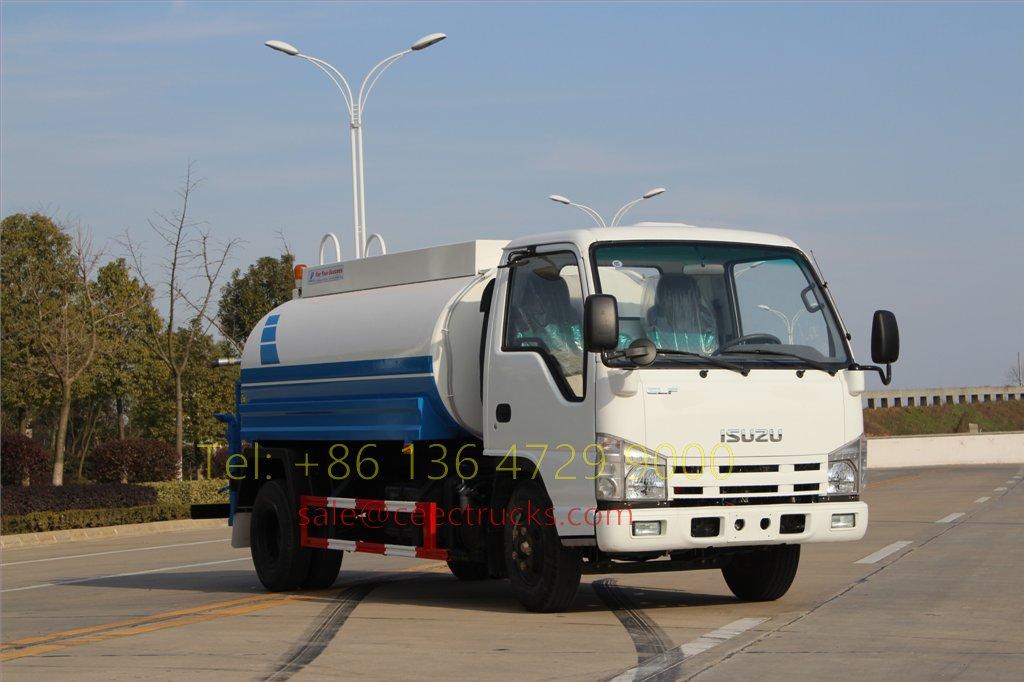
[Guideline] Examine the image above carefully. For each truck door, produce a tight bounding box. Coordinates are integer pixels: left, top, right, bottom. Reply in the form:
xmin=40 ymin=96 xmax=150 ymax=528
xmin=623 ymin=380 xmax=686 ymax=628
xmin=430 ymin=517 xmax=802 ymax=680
xmin=484 ymin=245 xmax=596 ymax=534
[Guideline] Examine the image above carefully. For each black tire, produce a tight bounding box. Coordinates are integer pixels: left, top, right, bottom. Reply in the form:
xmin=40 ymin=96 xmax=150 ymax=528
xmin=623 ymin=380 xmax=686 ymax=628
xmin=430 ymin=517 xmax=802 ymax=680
xmin=302 ymin=548 xmax=343 ymax=589
xmin=722 ymin=544 xmax=800 ymax=601
xmin=250 ymin=479 xmax=311 ymax=592
xmin=504 ymin=480 xmax=581 ymax=612
xmin=447 ymin=559 xmax=491 ymax=581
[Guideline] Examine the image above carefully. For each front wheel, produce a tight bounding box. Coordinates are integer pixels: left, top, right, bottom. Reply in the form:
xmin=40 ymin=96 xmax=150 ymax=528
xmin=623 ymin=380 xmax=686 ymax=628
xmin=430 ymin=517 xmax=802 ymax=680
xmin=504 ymin=480 xmax=581 ymax=612
xmin=721 ymin=544 xmax=800 ymax=601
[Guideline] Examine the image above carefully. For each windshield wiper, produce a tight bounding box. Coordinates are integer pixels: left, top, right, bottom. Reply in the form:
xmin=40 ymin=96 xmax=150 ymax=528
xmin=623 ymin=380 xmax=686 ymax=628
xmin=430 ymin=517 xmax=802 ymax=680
xmin=715 ymin=348 xmax=837 ymax=375
xmin=655 ymin=349 xmax=749 ymax=376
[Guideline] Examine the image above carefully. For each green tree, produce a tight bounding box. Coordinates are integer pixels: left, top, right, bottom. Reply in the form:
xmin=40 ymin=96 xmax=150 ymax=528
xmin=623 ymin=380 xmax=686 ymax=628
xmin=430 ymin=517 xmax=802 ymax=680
xmin=218 ymin=253 xmax=295 ymax=347
xmin=0 ymin=214 xmax=120 ymax=484
xmin=92 ymin=259 xmax=163 ymax=440
xmin=0 ymin=213 xmax=65 ymax=435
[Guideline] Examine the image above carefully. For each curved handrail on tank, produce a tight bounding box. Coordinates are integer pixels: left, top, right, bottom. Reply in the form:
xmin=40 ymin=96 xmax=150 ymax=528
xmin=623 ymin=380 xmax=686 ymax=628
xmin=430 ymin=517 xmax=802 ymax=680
xmin=319 ymin=233 xmax=342 ymax=265
xmin=363 ymin=233 xmax=387 ymax=257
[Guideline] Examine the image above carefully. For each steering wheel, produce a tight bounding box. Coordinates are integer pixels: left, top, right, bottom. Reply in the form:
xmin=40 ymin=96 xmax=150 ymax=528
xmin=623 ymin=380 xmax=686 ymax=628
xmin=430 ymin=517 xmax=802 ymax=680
xmin=714 ymin=333 xmax=782 ymax=354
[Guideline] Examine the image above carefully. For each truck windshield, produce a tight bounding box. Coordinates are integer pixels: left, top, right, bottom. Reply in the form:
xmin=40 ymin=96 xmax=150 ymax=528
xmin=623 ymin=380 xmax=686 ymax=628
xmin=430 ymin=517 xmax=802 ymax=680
xmin=591 ymin=242 xmax=851 ymax=368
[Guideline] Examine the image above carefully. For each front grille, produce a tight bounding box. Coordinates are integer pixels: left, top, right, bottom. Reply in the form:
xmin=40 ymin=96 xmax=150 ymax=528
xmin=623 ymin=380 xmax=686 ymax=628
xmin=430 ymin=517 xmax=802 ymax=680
xmin=668 ymin=455 xmax=826 ymax=505
xmin=720 ymin=485 xmax=778 ymax=494
xmin=722 ymin=464 xmax=778 ymax=473
xmin=669 ymin=495 xmax=819 ymax=507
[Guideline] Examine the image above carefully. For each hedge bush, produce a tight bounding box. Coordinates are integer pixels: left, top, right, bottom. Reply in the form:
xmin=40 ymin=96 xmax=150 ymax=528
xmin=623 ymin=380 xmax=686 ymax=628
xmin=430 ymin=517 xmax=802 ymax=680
xmin=1 ymin=432 xmax=51 ymax=486
xmin=2 ymin=503 xmax=190 ymax=535
xmin=144 ymin=479 xmax=228 ymax=506
xmin=0 ymin=483 xmax=158 ymax=516
xmin=90 ymin=438 xmax=178 ymax=483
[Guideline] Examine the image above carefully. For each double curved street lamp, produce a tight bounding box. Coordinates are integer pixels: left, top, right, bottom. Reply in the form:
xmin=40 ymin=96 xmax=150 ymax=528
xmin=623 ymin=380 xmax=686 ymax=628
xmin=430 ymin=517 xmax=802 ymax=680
xmin=265 ymin=33 xmax=446 ymax=259
xmin=548 ymin=187 xmax=666 ymax=227
xmin=758 ymin=304 xmax=805 ymax=344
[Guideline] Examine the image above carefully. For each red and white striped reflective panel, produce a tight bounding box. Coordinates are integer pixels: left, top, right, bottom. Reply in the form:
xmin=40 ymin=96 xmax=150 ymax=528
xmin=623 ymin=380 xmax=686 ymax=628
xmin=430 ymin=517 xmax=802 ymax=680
xmin=298 ymin=495 xmax=447 ymax=561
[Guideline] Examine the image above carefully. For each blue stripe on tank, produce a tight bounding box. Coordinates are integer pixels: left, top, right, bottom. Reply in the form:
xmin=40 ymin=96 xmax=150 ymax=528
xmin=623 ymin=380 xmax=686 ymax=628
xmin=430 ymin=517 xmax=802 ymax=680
xmin=236 ymin=356 xmax=467 ymax=442
xmin=259 ymin=343 xmax=280 ymax=365
xmin=240 ymin=355 xmax=433 ymax=384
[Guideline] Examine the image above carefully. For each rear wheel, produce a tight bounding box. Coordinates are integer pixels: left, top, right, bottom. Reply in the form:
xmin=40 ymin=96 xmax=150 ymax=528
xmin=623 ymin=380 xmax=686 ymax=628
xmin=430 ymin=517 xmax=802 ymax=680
xmin=447 ymin=559 xmax=491 ymax=581
xmin=302 ymin=548 xmax=343 ymax=589
xmin=504 ymin=480 xmax=581 ymax=612
xmin=721 ymin=544 xmax=800 ymax=601
xmin=251 ymin=480 xmax=311 ymax=591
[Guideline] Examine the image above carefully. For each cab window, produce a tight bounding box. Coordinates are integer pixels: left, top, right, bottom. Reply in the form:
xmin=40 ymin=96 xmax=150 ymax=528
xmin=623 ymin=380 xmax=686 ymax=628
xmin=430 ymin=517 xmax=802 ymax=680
xmin=503 ymin=251 xmax=585 ymax=400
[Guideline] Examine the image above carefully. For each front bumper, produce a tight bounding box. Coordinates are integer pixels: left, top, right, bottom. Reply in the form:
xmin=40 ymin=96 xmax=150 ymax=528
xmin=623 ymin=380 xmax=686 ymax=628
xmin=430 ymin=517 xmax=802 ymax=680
xmin=595 ymin=501 xmax=867 ymax=553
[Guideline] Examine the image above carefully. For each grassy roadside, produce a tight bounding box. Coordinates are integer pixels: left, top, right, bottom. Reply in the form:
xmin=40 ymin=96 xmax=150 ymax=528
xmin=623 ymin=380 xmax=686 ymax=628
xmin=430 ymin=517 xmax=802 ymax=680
xmin=864 ymin=400 xmax=1024 ymax=437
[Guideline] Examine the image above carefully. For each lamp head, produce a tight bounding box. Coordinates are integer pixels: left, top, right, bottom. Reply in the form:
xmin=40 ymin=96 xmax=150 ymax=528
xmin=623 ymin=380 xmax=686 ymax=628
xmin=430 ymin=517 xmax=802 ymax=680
xmin=548 ymin=195 xmax=572 ymax=205
xmin=411 ymin=33 xmax=447 ymax=51
xmin=642 ymin=187 xmax=667 ymax=200
xmin=265 ymin=40 xmax=300 ymax=56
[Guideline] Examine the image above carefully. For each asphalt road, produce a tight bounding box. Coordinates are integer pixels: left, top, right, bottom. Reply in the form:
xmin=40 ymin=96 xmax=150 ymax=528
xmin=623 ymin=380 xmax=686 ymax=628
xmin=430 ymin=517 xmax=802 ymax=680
xmin=2 ymin=464 xmax=1022 ymax=681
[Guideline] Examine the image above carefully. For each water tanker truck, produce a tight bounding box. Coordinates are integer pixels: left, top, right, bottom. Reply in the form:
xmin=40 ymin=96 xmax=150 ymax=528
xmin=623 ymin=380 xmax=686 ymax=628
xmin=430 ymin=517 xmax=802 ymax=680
xmin=218 ymin=223 xmax=900 ymax=612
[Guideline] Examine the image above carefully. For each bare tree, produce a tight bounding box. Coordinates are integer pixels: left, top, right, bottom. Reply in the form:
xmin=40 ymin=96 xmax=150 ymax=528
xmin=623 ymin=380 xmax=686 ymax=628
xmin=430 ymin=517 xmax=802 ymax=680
xmin=1009 ymin=355 xmax=1022 ymax=387
xmin=124 ymin=163 xmax=239 ymax=478
xmin=25 ymin=230 xmax=114 ymax=484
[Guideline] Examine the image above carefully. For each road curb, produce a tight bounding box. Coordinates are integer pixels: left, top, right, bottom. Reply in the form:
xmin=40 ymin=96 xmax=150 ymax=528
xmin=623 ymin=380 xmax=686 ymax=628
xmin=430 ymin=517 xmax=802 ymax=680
xmin=0 ymin=518 xmax=227 ymax=549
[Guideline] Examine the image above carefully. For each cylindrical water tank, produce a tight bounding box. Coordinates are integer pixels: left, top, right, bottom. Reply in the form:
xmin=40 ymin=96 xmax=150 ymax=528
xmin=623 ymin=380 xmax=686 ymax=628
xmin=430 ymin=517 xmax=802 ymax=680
xmin=238 ymin=273 xmax=494 ymax=444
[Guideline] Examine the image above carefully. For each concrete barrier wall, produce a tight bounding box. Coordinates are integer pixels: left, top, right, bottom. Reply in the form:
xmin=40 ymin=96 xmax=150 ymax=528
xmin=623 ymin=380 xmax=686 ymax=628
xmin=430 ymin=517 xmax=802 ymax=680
xmin=863 ymin=385 xmax=1023 ymax=408
xmin=867 ymin=431 xmax=1024 ymax=469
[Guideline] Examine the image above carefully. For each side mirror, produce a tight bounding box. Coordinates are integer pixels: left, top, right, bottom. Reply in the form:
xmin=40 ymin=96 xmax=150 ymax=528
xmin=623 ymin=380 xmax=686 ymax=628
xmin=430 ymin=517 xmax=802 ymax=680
xmin=584 ymin=294 xmax=619 ymax=352
xmin=871 ymin=310 xmax=900 ymax=365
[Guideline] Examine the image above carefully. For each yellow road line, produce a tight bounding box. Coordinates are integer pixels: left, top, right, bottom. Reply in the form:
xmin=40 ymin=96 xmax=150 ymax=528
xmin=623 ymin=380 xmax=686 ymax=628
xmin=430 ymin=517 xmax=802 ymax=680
xmin=869 ymin=473 xmax=920 ymax=488
xmin=0 ymin=593 xmax=282 ymax=649
xmin=1 ymin=561 xmax=447 ymax=662
xmin=1 ymin=597 xmax=298 ymax=661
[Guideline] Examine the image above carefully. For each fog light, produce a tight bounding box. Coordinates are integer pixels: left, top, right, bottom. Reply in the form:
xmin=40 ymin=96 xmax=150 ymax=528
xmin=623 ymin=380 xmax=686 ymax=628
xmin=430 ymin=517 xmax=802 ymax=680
xmin=632 ymin=521 xmax=663 ymax=537
xmin=831 ymin=513 xmax=856 ymax=529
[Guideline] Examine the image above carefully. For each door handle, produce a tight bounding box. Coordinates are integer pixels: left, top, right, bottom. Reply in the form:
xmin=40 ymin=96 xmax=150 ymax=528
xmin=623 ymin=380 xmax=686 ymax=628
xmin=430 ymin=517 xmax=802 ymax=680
xmin=496 ymin=403 xmax=511 ymax=423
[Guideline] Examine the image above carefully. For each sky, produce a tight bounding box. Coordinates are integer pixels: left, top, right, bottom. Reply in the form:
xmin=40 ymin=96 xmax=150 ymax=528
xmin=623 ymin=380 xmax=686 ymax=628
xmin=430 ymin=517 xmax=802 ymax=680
xmin=2 ymin=1 xmax=1021 ymax=390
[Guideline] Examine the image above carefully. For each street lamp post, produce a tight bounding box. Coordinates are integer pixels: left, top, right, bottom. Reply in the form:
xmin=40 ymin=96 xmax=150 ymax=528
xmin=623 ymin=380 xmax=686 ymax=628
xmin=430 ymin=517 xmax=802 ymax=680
xmin=547 ymin=195 xmax=606 ymax=227
xmin=265 ymin=33 xmax=446 ymax=259
xmin=548 ymin=187 xmax=666 ymax=228
xmin=758 ymin=304 xmax=804 ymax=344
xmin=611 ymin=187 xmax=666 ymax=226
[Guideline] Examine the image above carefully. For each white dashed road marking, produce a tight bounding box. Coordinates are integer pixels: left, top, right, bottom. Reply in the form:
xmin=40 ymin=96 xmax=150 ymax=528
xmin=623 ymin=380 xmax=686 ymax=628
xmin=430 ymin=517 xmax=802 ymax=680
xmin=995 ymin=487 xmax=1008 ymax=492
xmin=1 ymin=557 xmax=249 ymax=593
xmin=975 ymin=497 xmax=991 ymax=504
xmin=936 ymin=513 xmax=965 ymax=523
xmin=0 ymin=539 xmax=229 ymax=567
xmin=855 ymin=541 xmax=913 ymax=564
xmin=610 ymin=617 xmax=767 ymax=681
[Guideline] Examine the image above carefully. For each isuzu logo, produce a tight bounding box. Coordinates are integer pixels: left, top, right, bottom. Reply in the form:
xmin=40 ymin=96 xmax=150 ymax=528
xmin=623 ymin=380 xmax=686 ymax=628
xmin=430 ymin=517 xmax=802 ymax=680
xmin=720 ymin=428 xmax=783 ymax=443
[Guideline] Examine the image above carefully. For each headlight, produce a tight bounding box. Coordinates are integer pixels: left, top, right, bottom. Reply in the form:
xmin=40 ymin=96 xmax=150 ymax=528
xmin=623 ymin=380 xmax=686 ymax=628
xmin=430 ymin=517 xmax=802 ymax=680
xmin=827 ymin=435 xmax=866 ymax=495
xmin=594 ymin=434 xmax=668 ymax=502
xmin=625 ymin=465 xmax=666 ymax=500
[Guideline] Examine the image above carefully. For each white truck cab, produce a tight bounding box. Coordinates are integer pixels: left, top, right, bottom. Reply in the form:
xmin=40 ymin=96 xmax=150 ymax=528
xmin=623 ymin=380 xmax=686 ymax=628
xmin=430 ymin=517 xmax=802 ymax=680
xmin=223 ymin=223 xmax=900 ymax=612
